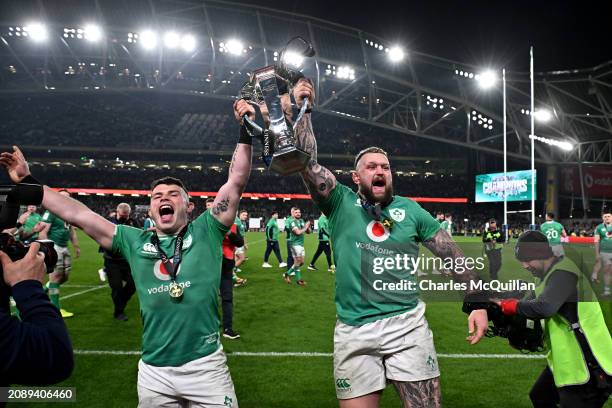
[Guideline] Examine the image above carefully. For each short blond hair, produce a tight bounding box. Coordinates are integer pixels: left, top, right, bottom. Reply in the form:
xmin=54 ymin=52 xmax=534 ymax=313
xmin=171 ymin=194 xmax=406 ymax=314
xmin=117 ymin=203 xmax=131 ymax=213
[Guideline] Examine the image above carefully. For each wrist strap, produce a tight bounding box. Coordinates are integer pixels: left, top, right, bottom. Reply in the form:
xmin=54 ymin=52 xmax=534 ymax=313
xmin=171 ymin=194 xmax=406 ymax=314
xmin=238 ymin=124 xmax=253 ymax=145
xmin=21 ymin=174 xmax=42 ymax=185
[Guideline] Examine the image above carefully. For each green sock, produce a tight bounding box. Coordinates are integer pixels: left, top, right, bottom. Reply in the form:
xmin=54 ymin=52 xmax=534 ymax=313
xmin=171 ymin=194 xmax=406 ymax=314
xmin=286 ymin=266 xmax=295 ymax=277
xmin=295 ymin=268 xmax=302 ymax=281
xmin=48 ymin=282 xmax=60 ymax=310
xmin=232 ymin=274 xmax=237 ymax=284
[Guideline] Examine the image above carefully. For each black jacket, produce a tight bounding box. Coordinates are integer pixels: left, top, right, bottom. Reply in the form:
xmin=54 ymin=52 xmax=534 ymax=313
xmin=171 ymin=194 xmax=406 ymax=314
xmin=0 ymin=281 xmax=73 ymax=390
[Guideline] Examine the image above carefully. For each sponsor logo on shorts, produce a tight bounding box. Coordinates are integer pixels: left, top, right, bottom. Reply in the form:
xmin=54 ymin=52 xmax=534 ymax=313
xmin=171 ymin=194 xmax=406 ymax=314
xmin=389 ymin=208 xmax=405 ymax=222
xmin=426 ymin=355 xmax=437 ymax=372
xmin=224 ymin=396 xmax=233 ymax=407
xmin=335 ymin=378 xmax=351 ymax=392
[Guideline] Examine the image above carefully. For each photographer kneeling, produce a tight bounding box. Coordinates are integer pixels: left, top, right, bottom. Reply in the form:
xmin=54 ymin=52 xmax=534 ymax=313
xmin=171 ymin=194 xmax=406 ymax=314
xmin=497 ymin=231 xmax=612 ymax=408
xmin=0 ymin=242 xmax=73 ymax=392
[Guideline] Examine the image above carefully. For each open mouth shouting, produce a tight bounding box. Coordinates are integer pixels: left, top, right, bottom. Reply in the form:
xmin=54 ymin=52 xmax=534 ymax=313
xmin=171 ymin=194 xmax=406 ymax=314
xmin=159 ymin=204 xmax=175 ymax=224
xmin=372 ymin=177 xmax=386 ymax=195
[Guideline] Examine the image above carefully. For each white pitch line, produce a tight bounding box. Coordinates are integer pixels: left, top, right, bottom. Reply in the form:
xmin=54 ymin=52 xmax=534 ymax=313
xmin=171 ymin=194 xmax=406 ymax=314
xmin=60 ymin=285 xmax=107 ymax=300
xmin=73 ymin=350 xmax=545 ymax=359
xmin=63 ymin=284 xmax=103 ymax=288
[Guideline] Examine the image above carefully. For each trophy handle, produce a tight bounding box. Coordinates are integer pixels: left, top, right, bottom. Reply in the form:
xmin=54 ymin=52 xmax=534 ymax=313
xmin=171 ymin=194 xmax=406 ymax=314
xmin=293 ymin=98 xmax=309 ymax=127
xmin=242 ymin=114 xmax=263 ymax=137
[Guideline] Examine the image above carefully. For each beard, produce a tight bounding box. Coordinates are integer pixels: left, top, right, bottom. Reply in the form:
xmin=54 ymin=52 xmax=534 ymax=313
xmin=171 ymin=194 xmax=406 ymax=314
xmin=359 ymin=181 xmax=393 ymax=206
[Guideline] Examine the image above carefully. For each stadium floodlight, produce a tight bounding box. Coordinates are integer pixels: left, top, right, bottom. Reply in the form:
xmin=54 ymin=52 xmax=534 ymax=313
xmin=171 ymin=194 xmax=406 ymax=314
xmin=533 ymin=108 xmax=552 ymax=122
xmin=181 ymin=34 xmax=196 ymax=52
xmin=388 ymin=46 xmax=405 ymax=63
xmin=529 ymin=134 xmax=574 ymax=151
xmin=282 ymin=51 xmax=304 ymax=68
xmin=164 ymin=31 xmax=180 ymax=48
xmin=477 ymin=70 xmax=497 ymax=89
xmin=23 ymin=22 xmax=48 ymax=42
xmin=225 ymin=39 xmax=244 ymax=55
xmin=83 ymin=24 xmax=102 ymax=42
xmin=140 ymin=30 xmax=158 ymax=50
xmin=336 ymin=65 xmax=355 ymax=80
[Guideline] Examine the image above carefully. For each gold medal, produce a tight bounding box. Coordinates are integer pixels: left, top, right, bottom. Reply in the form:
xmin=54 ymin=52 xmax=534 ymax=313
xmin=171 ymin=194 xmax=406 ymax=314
xmin=169 ymin=281 xmax=184 ymax=299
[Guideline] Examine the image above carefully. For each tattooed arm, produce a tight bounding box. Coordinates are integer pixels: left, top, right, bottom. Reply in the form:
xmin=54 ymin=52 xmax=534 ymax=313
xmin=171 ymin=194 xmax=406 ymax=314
xmin=292 ymin=79 xmax=337 ymax=206
xmin=423 ymin=229 xmax=488 ymax=344
xmin=210 ymin=100 xmax=254 ymax=227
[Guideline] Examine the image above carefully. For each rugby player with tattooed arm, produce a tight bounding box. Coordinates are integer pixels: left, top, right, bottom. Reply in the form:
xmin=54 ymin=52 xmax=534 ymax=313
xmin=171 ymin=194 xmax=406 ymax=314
xmin=291 ymin=78 xmax=488 ymax=408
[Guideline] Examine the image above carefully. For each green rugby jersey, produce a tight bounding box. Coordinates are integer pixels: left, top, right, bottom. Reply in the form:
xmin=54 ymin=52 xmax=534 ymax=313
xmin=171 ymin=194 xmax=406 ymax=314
xmin=112 ymin=210 xmax=229 ymax=366
xmin=235 ymin=217 xmax=247 ymax=236
xmin=265 ymin=218 xmax=279 ymax=241
xmin=540 ymin=221 xmax=564 ymax=245
xmin=319 ymin=183 xmax=440 ymax=326
xmin=289 ymin=218 xmax=306 ymax=246
xmin=22 ymin=212 xmax=42 ymax=241
xmin=41 ymin=211 xmax=70 ymax=247
xmin=317 ymin=215 xmax=330 ymax=242
xmin=440 ymin=220 xmax=452 ymax=236
xmin=595 ymin=223 xmax=612 ymax=253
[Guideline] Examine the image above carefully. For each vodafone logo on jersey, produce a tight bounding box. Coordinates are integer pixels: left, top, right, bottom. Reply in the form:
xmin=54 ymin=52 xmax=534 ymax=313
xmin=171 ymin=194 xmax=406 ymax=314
xmin=153 ymin=259 xmax=182 ymax=281
xmin=366 ymin=220 xmax=390 ymax=242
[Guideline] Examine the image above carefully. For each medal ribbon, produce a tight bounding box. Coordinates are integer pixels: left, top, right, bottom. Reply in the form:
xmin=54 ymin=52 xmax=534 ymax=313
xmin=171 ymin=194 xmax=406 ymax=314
xmin=150 ymin=224 xmax=189 ymax=283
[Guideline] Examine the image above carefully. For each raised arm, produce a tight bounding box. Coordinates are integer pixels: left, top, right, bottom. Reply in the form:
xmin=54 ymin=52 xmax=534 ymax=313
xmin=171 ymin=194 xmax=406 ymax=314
xmin=210 ymin=101 xmax=254 ymax=227
xmin=0 ymin=146 xmax=116 ymax=249
xmin=292 ymin=79 xmax=337 ymax=206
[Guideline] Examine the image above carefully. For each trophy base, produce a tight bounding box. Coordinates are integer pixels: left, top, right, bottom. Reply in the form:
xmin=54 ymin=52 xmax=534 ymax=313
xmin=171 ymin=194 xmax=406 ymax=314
xmin=269 ymin=146 xmax=311 ymax=175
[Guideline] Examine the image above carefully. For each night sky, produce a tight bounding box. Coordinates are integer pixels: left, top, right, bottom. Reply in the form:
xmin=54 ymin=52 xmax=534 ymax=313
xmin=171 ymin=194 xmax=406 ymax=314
xmin=252 ymin=0 xmax=611 ymax=72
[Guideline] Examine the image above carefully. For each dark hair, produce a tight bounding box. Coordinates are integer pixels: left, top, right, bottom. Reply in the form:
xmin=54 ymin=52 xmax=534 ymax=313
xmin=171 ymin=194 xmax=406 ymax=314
xmin=546 ymin=212 xmax=555 ymax=219
xmin=489 ymin=219 xmax=497 ymax=224
xmin=354 ymin=146 xmax=388 ymax=169
xmin=515 ymin=231 xmax=553 ymax=261
xmin=436 ymin=211 xmax=444 ymax=216
xmin=603 ymin=208 xmax=612 ymax=216
xmin=150 ymin=177 xmax=189 ymax=193
xmin=291 ymin=207 xmax=300 ymax=211
xmin=444 ymin=213 xmax=451 ymax=218
xmin=271 ymin=211 xmax=278 ymax=216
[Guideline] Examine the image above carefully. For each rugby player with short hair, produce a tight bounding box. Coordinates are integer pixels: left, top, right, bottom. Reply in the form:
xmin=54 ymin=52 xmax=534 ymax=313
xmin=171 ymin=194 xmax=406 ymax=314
xmin=0 ymin=97 xmax=255 ymax=407
xmin=283 ymin=207 xmax=311 ymax=286
xmin=594 ymin=210 xmax=612 ymax=297
xmin=38 ymin=189 xmax=80 ymax=319
xmin=291 ymin=78 xmax=488 ymax=408
xmin=540 ymin=212 xmax=567 ymax=258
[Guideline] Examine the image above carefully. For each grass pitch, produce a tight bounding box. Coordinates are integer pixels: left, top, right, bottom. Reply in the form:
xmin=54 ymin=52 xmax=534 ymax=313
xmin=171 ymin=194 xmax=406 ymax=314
xmin=10 ymin=232 xmax=611 ymax=407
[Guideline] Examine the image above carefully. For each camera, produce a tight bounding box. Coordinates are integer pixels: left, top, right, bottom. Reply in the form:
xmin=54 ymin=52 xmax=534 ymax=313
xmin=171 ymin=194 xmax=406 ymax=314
xmin=0 ymin=183 xmax=57 ymax=310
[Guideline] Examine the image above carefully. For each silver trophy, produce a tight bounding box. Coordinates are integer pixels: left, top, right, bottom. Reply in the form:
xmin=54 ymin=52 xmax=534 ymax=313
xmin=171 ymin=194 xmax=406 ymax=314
xmin=240 ymin=38 xmax=314 ymax=176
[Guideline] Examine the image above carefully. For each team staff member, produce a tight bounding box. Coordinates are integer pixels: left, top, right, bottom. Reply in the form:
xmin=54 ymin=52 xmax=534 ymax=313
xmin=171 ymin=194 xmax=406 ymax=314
xmin=540 ymin=212 xmax=567 ymax=258
xmin=292 ymin=78 xmax=487 ymax=407
xmin=39 ymin=190 xmax=80 ymax=319
xmin=262 ymin=212 xmax=286 ymax=268
xmin=497 ymin=231 xmax=612 ymax=408
xmin=308 ymin=212 xmax=335 ymax=272
xmin=1 ymin=97 xmax=253 ymax=407
xmin=483 ymin=219 xmax=505 ymax=280
xmin=103 ymin=203 xmax=137 ymax=321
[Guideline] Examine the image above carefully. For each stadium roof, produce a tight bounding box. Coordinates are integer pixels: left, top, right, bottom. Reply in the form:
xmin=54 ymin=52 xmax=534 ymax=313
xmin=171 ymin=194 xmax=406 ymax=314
xmin=1 ymin=0 xmax=611 ymax=164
